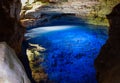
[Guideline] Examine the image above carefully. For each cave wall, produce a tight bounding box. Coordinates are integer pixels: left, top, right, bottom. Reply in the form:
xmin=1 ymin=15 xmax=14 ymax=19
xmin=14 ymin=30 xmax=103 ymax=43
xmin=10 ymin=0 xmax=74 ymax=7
xmin=0 ymin=0 xmax=36 ymax=83
xmin=0 ymin=0 xmax=25 ymax=55
xmin=94 ymin=3 xmax=120 ymax=83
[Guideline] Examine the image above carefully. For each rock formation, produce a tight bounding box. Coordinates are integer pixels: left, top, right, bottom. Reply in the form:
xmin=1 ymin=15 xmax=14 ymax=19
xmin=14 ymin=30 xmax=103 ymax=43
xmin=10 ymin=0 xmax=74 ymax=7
xmin=94 ymin=3 xmax=120 ymax=83
xmin=0 ymin=0 xmax=25 ymax=55
xmin=0 ymin=0 xmax=35 ymax=83
xmin=0 ymin=42 xmax=30 ymax=83
xmin=26 ymin=43 xmax=48 ymax=83
xmin=20 ymin=0 xmax=98 ymax=27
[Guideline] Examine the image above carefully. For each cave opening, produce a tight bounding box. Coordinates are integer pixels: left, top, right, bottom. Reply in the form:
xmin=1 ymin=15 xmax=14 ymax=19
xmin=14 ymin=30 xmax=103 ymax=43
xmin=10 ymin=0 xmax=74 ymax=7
xmin=1 ymin=0 xmax=120 ymax=83
xmin=20 ymin=0 xmax=119 ymax=83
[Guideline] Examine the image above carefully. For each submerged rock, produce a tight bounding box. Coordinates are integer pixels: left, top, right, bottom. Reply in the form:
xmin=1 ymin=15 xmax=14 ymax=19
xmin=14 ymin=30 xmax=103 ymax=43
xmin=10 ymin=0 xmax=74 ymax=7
xmin=0 ymin=42 xmax=30 ymax=83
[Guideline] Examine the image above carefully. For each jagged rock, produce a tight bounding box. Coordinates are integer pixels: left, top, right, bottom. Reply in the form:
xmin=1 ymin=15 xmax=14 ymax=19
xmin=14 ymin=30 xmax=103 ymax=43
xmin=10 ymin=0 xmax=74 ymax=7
xmin=0 ymin=42 xmax=30 ymax=83
xmin=94 ymin=3 xmax=120 ymax=83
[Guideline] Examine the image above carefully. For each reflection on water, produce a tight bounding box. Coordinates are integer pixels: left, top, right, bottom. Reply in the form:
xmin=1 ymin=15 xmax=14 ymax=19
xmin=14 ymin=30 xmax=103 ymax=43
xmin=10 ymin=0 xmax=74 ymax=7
xmin=25 ymin=25 xmax=108 ymax=83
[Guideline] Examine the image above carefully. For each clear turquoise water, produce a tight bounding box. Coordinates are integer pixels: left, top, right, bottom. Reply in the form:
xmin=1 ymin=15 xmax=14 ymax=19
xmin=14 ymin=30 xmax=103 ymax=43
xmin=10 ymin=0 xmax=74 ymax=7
xmin=25 ymin=24 xmax=108 ymax=83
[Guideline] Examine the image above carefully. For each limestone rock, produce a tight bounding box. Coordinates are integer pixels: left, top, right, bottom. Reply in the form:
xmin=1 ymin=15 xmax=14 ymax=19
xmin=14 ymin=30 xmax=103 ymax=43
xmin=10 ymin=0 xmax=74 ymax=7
xmin=0 ymin=42 xmax=31 ymax=83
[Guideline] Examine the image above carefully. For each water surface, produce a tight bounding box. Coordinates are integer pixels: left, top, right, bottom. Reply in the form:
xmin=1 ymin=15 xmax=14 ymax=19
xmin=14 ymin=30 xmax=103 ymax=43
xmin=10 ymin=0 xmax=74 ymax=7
xmin=25 ymin=24 xmax=108 ymax=83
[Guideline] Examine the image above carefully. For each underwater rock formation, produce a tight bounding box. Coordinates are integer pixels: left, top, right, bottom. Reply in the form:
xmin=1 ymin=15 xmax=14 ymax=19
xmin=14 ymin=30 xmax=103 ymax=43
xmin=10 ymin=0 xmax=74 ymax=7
xmin=0 ymin=42 xmax=30 ymax=83
xmin=95 ymin=3 xmax=120 ymax=83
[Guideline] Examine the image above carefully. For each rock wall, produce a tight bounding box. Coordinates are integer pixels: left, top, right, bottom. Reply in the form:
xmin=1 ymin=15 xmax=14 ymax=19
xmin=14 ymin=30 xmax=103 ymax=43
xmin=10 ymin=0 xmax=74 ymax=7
xmin=0 ymin=42 xmax=30 ymax=83
xmin=0 ymin=0 xmax=25 ymax=55
xmin=0 ymin=0 xmax=35 ymax=83
xmin=94 ymin=3 xmax=120 ymax=83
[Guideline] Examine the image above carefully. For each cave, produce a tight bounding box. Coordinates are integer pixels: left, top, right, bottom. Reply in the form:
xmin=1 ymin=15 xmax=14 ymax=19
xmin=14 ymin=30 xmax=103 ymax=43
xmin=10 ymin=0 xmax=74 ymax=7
xmin=0 ymin=0 xmax=120 ymax=83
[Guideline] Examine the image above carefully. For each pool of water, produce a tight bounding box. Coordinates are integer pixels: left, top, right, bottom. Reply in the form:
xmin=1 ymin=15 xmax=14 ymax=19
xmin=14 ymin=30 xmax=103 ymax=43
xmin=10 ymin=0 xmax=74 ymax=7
xmin=25 ymin=24 xmax=108 ymax=83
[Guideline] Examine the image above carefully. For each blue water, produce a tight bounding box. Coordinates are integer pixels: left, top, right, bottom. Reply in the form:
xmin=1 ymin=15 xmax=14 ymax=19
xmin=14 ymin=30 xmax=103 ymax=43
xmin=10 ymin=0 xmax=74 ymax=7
xmin=25 ymin=24 xmax=108 ymax=83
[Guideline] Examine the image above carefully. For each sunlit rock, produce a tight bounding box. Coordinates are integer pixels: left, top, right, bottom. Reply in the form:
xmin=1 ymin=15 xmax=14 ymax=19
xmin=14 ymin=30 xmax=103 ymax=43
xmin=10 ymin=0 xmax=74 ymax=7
xmin=27 ymin=43 xmax=46 ymax=61
xmin=26 ymin=43 xmax=47 ymax=82
xmin=24 ymin=3 xmax=43 ymax=19
xmin=29 ymin=0 xmax=35 ymax=4
xmin=0 ymin=42 xmax=30 ymax=83
xmin=21 ymin=0 xmax=35 ymax=6
xmin=21 ymin=0 xmax=27 ymax=6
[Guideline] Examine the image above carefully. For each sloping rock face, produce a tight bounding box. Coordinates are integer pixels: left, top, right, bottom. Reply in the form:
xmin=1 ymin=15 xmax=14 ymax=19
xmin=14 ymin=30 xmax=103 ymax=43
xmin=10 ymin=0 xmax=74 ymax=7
xmin=94 ymin=3 xmax=120 ymax=83
xmin=0 ymin=42 xmax=30 ymax=83
xmin=0 ymin=0 xmax=25 ymax=55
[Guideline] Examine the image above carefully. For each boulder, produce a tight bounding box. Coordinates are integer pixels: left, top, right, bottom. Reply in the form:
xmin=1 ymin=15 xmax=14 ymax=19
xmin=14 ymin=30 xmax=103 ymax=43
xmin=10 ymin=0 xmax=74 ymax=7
xmin=0 ymin=42 xmax=31 ymax=83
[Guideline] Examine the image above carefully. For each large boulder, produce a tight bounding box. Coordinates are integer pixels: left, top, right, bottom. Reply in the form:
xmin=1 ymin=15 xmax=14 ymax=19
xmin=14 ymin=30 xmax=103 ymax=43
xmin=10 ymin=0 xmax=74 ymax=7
xmin=0 ymin=42 xmax=30 ymax=83
xmin=94 ymin=3 xmax=120 ymax=83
